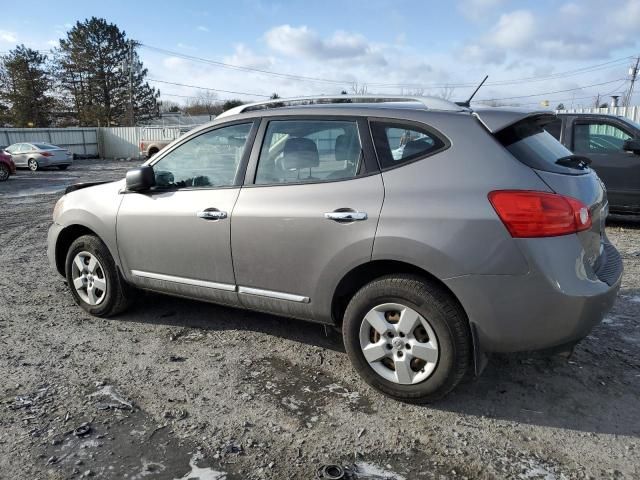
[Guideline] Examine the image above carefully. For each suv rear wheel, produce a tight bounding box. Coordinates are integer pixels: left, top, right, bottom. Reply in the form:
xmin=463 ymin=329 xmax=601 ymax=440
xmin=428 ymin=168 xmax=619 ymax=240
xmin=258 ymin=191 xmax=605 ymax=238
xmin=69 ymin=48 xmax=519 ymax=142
xmin=65 ymin=235 xmax=133 ymax=317
xmin=342 ymin=274 xmax=470 ymax=403
xmin=0 ymin=164 xmax=9 ymax=181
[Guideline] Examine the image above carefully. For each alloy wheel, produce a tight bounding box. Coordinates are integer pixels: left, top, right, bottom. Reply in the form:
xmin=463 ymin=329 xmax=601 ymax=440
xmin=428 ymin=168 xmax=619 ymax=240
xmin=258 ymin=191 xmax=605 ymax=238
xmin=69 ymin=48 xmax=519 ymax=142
xmin=0 ymin=165 xmax=8 ymax=181
xmin=359 ymin=303 xmax=439 ymax=385
xmin=28 ymin=159 xmax=38 ymax=171
xmin=71 ymin=251 xmax=107 ymax=306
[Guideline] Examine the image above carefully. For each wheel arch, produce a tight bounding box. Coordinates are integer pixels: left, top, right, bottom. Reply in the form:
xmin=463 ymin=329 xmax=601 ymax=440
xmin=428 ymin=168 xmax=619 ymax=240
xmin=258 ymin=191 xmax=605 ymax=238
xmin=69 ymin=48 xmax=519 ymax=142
xmin=54 ymin=224 xmax=99 ymax=276
xmin=330 ymin=259 xmax=484 ymax=375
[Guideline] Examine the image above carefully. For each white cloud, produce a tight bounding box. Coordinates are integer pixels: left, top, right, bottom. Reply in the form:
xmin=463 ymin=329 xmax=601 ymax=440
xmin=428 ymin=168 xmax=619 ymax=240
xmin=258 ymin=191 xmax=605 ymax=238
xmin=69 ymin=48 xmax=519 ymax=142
xmin=264 ymin=25 xmax=382 ymax=63
xmin=196 ymin=25 xmax=209 ymax=32
xmin=0 ymin=30 xmax=17 ymax=43
xmin=223 ymin=44 xmax=273 ymax=70
xmin=162 ymin=56 xmax=189 ymax=70
xmin=487 ymin=10 xmax=536 ymax=49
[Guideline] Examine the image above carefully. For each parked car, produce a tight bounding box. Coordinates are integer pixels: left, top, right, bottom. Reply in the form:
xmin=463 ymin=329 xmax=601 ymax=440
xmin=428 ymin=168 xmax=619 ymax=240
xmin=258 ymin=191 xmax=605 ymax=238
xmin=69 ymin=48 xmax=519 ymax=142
xmin=545 ymin=113 xmax=640 ymax=214
xmin=0 ymin=150 xmax=16 ymax=181
xmin=5 ymin=142 xmax=73 ymax=171
xmin=47 ymin=96 xmax=623 ymax=402
xmin=139 ymin=126 xmax=192 ymax=158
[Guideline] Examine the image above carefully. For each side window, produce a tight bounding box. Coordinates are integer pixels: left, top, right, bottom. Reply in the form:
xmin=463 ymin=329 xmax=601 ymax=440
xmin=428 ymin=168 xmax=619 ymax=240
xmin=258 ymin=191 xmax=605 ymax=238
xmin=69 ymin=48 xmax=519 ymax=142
xmin=370 ymin=122 xmax=447 ymax=169
xmin=544 ymin=119 xmax=562 ymax=140
xmin=255 ymin=120 xmax=362 ymax=185
xmin=152 ymin=123 xmax=252 ymax=189
xmin=574 ymin=122 xmax=631 ymax=154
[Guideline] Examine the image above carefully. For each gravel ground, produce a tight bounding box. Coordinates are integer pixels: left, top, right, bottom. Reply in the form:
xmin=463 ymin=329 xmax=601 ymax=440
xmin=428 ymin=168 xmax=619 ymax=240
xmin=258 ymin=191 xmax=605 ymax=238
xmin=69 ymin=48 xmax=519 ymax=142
xmin=0 ymin=160 xmax=639 ymax=480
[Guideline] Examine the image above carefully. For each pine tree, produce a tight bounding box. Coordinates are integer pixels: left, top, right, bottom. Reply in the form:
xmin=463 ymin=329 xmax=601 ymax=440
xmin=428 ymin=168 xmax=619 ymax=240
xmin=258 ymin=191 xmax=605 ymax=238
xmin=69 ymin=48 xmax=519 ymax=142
xmin=0 ymin=45 xmax=55 ymax=127
xmin=54 ymin=17 xmax=158 ymax=126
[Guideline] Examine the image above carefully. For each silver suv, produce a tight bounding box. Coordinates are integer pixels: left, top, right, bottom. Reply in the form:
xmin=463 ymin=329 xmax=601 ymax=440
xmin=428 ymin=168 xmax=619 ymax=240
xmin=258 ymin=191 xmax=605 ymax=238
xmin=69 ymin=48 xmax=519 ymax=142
xmin=48 ymin=96 xmax=623 ymax=402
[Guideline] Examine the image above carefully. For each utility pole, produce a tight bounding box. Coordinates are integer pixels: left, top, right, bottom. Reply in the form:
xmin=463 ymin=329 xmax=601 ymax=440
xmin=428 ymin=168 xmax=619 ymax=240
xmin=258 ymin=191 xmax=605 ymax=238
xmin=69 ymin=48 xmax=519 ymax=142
xmin=128 ymin=39 xmax=134 ymax=126
xmin=623 ymin=56 xmax=639 ymax=107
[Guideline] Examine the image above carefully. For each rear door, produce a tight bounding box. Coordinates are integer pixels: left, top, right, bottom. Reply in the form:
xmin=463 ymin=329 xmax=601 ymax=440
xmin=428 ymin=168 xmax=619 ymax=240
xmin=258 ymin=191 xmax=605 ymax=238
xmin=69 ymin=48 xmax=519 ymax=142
xmin=7 ymin=144 xmax=27 ymax=167
xmin=570 ymin=117 xmax=640 ymax=209
xmin=230 ymin=116 xmax=383 ymax=322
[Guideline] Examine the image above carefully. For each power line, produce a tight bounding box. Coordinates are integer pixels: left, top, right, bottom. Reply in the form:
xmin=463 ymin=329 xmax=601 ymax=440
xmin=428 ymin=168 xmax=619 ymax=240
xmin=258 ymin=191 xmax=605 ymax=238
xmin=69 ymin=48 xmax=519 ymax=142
xmin=477 ymin=78 xmax=627 ymax=102
xmin=141 ymin=44 xmax=352 ymax=86
xmin=141 ymin=43 xmax=634 ymax=91
xmin=370 ymin=57 xmax=632 ymax=89
xmin=149 ymin=78 xmax=271 ymax=98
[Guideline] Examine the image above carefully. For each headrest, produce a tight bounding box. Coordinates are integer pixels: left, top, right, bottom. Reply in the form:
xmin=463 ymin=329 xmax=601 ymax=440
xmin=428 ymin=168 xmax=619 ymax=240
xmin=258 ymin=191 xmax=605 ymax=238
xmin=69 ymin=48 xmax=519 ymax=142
xmin=402 ymin=138 xmax=433 ymax=159
xmin=282 ymin=137 xmax=319 ymax=170
xmin=335 ymin=134 xmax=360 ymax=162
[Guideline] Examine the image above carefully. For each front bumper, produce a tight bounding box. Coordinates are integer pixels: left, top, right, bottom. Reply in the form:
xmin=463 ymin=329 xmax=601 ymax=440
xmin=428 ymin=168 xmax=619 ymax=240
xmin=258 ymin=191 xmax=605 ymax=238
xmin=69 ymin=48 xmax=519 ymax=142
xmin=445 ymin=238 xmax=623 ymax=353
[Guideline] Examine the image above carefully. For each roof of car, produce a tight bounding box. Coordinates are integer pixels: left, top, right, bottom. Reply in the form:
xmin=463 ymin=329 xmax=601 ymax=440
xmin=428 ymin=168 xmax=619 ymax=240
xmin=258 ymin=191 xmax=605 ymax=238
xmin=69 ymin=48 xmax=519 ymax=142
xmin=216 ymin=95 xmax=468 ymax=120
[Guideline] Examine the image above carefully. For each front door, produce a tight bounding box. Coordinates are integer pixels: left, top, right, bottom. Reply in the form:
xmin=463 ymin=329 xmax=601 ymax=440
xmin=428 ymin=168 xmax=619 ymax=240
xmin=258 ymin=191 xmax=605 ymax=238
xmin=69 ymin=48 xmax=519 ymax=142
xmin=231 ymin=117 xmax=384 ymax=321
xmin=116 ymin=121 xmax=257 ymax=305
xmin=572 ymin=119 xmax=640 ymax=209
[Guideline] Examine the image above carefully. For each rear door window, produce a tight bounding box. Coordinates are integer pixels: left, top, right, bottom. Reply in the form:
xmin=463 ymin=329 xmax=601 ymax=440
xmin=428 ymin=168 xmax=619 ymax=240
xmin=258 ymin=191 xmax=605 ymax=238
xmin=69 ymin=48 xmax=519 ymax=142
xmin=255 ymin=119 xmax=362 ymax=184
xmin=370 ymin=121 xmax=447 ymax=169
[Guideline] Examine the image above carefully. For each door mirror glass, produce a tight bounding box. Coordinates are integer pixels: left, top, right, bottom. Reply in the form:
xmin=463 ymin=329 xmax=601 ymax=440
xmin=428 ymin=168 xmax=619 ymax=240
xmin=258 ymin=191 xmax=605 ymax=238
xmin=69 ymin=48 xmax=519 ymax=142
xmin=623 ymin=138 xmax=640 ymax=154
xmin=126 ymin=165 xmax=156 ymax=192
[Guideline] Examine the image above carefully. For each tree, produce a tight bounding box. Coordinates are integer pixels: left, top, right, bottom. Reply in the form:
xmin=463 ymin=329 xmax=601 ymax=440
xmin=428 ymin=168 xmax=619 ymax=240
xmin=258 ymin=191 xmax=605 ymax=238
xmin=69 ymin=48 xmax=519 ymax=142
xmin=183 ymin=90 xmax=218 ymax=117
xmin=54 ymin=17 xmax=159 ymax=126
xmin=0 ymin=45 xmax=55 ymax=127
xmin=221 ymin=99 xmax=244 ymax=111
xmin=159 ymin=99 xmax=181 ymax=113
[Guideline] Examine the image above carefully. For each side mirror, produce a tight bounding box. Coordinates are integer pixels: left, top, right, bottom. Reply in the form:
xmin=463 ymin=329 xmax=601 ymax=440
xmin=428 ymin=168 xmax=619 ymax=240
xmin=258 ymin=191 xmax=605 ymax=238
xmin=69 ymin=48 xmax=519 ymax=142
xmin=126 ymin=165 xmax=155 ymax=192
xmin=623 ymin=138 xmax=640 ymax=154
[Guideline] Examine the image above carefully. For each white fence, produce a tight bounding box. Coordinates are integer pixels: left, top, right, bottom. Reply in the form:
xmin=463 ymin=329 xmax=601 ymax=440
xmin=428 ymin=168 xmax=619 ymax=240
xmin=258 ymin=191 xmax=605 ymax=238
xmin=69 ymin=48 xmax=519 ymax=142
xmin=557 ymin=105 xmax=640 ymax=124
xmin=0 ymin=125 xmax=200 ymax=159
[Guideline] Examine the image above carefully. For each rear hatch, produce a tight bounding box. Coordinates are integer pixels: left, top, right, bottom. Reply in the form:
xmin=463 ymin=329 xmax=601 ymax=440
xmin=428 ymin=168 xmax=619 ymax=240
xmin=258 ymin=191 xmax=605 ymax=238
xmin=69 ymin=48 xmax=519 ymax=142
xmin=482 ymin=110 xmax=608 ymax=274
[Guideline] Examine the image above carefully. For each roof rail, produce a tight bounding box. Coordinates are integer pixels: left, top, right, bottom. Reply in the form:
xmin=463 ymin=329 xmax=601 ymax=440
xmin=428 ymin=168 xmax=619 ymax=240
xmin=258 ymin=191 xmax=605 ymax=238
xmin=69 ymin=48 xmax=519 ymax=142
xmin=216 ymin=94 xmax=466 ymax=119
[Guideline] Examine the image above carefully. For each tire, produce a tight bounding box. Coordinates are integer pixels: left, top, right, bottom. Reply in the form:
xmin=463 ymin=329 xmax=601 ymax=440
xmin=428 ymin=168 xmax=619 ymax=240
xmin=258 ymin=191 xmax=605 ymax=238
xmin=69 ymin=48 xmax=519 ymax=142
xmin=58 ymin=165 xmax=69 ymax=170
xmin=65 ymin=234 xmax=134 ymax=317
xmin=342 ymin=274 xmax=471 ymax=403
xmin=28 ymin=158 xmax=39 ymax=171
xmin=0 ymin=164 xmax=9 ymax=181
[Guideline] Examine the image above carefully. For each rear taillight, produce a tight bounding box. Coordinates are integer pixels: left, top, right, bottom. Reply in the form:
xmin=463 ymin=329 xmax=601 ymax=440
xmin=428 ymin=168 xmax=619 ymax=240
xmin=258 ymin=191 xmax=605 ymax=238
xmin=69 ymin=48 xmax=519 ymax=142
xmin=41 ymin=151 xmax=53 ymax=157
xmin=488 ymin=190 xmax=592 ymax=238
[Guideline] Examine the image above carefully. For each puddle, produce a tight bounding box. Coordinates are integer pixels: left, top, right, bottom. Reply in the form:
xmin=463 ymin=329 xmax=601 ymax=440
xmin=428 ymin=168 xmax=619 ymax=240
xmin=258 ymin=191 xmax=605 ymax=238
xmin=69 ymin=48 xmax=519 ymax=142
xmin=355 ymin=462 xmax=407 ymax=480
xmin=174 ymin=453 xmax=227 ymax=480
xmin=260 ymin=357 xmax=374 ymax=417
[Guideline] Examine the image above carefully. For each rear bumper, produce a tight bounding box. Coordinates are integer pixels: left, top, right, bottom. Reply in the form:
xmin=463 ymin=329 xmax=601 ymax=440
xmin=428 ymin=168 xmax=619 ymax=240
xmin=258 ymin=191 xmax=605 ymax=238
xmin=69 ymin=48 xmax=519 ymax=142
xmin=445 ymin=238 xmax=623 ymax=353
xmin=40 ymin=157 xmax=72 ymax=166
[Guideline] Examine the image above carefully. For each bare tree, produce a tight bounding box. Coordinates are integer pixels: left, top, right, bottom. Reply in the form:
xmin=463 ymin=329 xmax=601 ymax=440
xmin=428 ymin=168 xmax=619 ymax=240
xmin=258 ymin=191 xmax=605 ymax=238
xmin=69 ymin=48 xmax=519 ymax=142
xmin=351 ymin=82 xmax=368 ymax=95
xmin=436 ymin=85 xmax=456 ymax=101
xmin=184 ymin=90 xmax=219 ymax=117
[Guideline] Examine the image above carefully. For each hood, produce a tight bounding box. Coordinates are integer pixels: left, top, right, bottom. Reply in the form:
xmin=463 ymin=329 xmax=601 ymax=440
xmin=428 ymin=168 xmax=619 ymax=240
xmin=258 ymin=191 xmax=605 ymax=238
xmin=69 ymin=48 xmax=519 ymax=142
xmin=473 ymin=107 xmax=555 ymax=134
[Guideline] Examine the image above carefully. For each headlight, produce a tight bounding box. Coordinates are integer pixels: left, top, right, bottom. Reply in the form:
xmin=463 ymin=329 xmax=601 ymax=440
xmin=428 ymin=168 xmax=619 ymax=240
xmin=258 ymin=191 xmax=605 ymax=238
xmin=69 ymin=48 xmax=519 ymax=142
xmin=52 ymin=196 xmax=65 ymax=221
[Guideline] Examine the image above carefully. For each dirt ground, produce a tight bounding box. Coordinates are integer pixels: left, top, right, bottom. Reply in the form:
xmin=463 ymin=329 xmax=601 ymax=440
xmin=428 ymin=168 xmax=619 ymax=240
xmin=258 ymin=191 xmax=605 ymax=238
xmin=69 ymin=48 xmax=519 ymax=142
xmin=1 ymin=160 xmax=639 ymax=480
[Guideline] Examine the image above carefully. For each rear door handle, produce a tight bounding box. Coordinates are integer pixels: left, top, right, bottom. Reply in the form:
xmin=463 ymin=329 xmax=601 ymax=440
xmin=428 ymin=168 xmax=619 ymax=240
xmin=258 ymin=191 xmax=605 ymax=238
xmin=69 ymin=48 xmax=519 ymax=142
xmin=197 ymin=208 xmax=227 ymax=220
xmin=324 ymin=210 xmax=368 ymax=222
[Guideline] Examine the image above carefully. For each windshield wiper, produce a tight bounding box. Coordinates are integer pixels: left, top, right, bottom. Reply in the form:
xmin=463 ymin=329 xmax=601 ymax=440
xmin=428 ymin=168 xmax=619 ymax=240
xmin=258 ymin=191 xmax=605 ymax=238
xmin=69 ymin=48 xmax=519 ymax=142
xmin=555 ymin=154 xmax=592 ymax=170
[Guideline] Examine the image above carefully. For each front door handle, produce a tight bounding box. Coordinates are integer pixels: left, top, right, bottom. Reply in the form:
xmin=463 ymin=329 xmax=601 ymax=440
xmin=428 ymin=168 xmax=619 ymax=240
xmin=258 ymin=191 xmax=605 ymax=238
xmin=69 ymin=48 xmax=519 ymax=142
xmin=324 ymin=210 xmax=368 ymax=222
xmin=197 ymin=208 xmax=227 ymax=220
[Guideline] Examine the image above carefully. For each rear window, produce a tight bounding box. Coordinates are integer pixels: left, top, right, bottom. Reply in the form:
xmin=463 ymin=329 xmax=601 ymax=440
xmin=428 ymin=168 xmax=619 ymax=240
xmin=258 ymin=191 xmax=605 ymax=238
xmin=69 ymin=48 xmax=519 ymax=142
xmin=543 ymin=118 xmax=562 ymax=140
xmin=33 ymin=143 xmax=56 ymax=150
xmin=495 ymin=116 xmax=584 ymax=175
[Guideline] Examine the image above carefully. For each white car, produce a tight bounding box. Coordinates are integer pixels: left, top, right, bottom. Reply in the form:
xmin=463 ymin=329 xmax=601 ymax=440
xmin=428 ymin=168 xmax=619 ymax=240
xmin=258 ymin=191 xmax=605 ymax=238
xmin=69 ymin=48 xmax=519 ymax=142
xmin=5 ymin=142 xmax=73 ymax=171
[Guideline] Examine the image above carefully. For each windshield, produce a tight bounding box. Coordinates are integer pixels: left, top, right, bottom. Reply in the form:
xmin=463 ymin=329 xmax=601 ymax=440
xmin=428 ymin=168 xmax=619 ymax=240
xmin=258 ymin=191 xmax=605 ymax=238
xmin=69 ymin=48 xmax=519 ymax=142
xmin=620 ymin=117 xmax=640 ymax=132
xmin=495 ymin=115 xmax=587 ymax=175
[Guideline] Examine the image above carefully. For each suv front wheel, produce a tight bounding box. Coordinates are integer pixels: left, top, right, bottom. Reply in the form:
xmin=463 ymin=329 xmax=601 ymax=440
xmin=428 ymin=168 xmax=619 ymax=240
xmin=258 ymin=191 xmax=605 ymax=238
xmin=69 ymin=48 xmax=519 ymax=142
xmin=65 ymin=235 xmax=134 ymax=317
xmin=342 ymin=274 xmax=471 ymax=403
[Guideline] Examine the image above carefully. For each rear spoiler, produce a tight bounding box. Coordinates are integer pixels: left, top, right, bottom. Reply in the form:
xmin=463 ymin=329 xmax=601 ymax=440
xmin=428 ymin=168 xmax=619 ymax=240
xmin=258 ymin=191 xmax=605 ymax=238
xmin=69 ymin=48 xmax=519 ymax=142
xmin=473 ymin=108 xmax=555 ymax=134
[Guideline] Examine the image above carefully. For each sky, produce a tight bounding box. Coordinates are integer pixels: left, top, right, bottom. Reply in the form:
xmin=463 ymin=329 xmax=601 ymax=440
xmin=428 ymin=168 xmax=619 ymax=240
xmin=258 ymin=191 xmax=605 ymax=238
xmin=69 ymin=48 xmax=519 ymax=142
xmin=1 ymin=0 xmax=639 ymax=108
